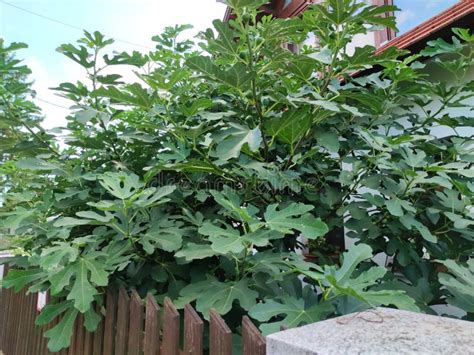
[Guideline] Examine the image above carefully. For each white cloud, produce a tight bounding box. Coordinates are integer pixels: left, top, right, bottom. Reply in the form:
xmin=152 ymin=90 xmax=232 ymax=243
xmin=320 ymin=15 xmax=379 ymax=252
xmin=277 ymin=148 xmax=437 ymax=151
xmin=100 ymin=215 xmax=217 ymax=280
xmin=396 ymin=9 xmax=415 ymax=27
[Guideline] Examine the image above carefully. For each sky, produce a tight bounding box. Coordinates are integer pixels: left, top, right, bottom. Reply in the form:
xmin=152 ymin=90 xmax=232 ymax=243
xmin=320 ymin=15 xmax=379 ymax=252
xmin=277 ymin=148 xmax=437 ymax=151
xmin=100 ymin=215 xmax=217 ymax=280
xmin=395 ymin=0 xmax=459 ymax=34
xmin=0 ymin=0 xmax=227 ymax=128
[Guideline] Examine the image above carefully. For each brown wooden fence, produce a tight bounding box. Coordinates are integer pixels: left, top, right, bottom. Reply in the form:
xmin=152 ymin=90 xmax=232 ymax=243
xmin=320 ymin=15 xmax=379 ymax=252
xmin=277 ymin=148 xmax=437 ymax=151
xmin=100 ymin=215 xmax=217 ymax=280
xmin=0 ymin=265 xmax=266 ymax=355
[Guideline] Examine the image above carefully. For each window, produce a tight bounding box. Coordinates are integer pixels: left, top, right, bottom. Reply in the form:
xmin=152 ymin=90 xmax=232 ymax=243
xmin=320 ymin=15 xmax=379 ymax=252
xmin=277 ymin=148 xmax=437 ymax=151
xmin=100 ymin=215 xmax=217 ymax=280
xmin=395 ymin=0 xmax=460 ymax=35
xmin=283 ymin=0 xmax=294 ymax=9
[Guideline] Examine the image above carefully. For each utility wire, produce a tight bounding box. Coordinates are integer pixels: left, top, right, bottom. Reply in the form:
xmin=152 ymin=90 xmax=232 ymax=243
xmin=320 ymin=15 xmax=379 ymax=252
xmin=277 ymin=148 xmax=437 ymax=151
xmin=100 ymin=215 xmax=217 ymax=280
xmin=35 ymin=97 xmax=70 ymax=110
xmin=0 ymin=0 xmax=153 ymax=50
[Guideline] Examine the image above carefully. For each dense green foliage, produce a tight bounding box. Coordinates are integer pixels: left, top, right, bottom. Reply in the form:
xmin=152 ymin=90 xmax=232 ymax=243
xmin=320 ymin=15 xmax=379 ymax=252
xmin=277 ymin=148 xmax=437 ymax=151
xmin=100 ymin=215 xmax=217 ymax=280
xmin=0 ymin=40 xmax=56 ymax=166
xmin=1 ymin=0 xmax=473 ymax=351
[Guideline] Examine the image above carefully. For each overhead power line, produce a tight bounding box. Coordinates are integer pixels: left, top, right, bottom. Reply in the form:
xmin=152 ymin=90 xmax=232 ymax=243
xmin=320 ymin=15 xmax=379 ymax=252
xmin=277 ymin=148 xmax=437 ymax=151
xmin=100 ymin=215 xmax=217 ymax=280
xmin=0 ymin=0 xmax=153 ymax=50
xmin=35 ymin=97 xmax=70 ymax=110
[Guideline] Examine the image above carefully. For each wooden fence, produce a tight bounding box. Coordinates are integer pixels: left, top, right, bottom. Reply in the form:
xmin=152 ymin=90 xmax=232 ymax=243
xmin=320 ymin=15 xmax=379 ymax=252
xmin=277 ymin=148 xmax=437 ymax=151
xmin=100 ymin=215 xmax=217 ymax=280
xmin=0 ymin=265 xmax=266 ymax=355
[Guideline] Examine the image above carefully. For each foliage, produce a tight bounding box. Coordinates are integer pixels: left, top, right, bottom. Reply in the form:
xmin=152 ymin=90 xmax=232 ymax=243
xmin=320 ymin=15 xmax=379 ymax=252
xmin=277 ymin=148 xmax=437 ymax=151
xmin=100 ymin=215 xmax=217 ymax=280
xmin=438 ymin=259 xmax=474 ymax=315
xmin=0 ymin=40 xmax=56 ymax=164
xmin=0 ymin=0 xmax=473 ymax=351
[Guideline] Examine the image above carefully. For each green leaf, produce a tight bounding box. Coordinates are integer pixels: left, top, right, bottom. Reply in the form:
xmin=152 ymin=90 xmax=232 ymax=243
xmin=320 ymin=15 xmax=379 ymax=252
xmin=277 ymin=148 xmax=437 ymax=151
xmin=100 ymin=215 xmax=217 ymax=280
xmin=356 ymin=289 xmax=419 ymax=312
xmin=53 ymin=217 xmax=93 ymax=227
xmin=199 ymin=222 xmax=273 ymax=254
xmin=36 ymin=300 xmax=73 ymax=326
xmin=67 ymin=260 xmax=98 ymax=313
xmin=44 ymin=308 xmax=79 ymax=352
xmin=187 ymin=56 xmax=252 ymax=89
xmin=175 ymin=243 xmax=217 ymax=261
xmin=307 ymin=46 xmax=333 ymax=64
xmin=400 ymin=215 xmax=437 ymax=243
xmin=438 ymin=259 xmax=474 ymax=313
xmin=93 ymin=83 xmax=152 ymax=108
xmin=133 ymin=185 xmax=176 ymax=208
xmin=168 ymin=159 xmax=224 ymax=175
xmin=99 ymin=172 xmax=144 ymax=200
xmin=201 ymin=279 xmax=258 ymax=315
xmin=301 ymin=244 xmax=419 ymax=312
xmin=316 ymin=131 xmax=340 ymax=153
xmin=214 ymin=123 xmax=262 ymax=161
xmin=400 ymin=148 xmax=426 ymax=168
xmin=49 ymin=267 xmax=75 ymax=295
xmin=96 ymin=74 xmax=123 ymax=85
xmin=158 ymin=141 xmax=190 ymax=162
xmin=82 ymin=257 xmax=108 ymax=286
xmin=208 ymin=20 xmax=239 ymax=58
xmin=57 ymin=43 xmax=93 ymax=68
xmin=2 ymin=268 xmax=45 ymax=292
xmin=333 ymin=244 xmax=373 ymax=284
xmin=84 ymin=307 xmax=101 ymax=332
xmin=0 ymin=207 xmax=35 ymax=229
xmin=263 ymin=203 xmax=328 ymax=239
xmin=266 ymin=108 xmax=311 ymax=148
xmin=421 ymin=36 xmax=463 ymax=57
xmin=15 ymin=157 xmax=60 ymax=171
xmin=74 ymin=107 xmax=103 ymax=124
xmin=190 ymin=278 xmax=258 ymax=318
xmin=180 ymin=98 xmax=213 ymax=116
xmin=141 ymin=217 xmax=184 ymax=254
xmin=40 ymin=243 xmax=78 ymax=270
xmin=75 ymin=211 xmax=114 ymax=223
xmin=385 ymin=198 xmax=403 ymax=217
xmin=249 ymin=297 xmax=334 ymax=334
xmin=444 ymin=212 xmax=474 ymax=229
xmin=210 ymin=187 xmax=253 ymax=223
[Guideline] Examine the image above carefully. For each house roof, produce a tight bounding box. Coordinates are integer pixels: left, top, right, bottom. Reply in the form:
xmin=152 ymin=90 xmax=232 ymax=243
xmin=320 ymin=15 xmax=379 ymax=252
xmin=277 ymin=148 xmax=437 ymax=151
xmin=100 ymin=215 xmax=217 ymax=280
xmin=350 ymin=1 xmax=473 ymax=78
xmin=376 ymin=0 xmax=474 ymax=55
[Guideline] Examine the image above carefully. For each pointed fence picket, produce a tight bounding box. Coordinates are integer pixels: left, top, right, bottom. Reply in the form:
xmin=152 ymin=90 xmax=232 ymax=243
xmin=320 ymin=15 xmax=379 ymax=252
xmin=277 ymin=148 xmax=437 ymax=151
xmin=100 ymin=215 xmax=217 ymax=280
xmin=0 ymin=264 xmax=266 ymax=355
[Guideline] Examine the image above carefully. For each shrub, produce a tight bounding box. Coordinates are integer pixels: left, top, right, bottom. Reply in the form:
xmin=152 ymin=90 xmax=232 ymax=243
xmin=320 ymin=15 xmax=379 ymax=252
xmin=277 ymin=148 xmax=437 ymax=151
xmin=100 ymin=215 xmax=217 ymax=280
xmin=1 ymin=0 xmax=473 ymax=351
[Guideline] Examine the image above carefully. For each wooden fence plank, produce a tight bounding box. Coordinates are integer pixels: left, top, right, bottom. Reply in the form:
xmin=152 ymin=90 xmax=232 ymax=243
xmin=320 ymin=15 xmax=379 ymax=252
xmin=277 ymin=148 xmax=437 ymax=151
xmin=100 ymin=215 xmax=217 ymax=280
xmin=92 ymin=303 xmax=105 ymax=355
xmin=32 ymin=296 xmax=42 ymax=355
xmin=102 ymin=289 xmax=117 ymax=355
xmin=68 ymin=313 xmax=78 ymax=355
xmin=24 ymin=292 xmax=36 ymax=355
xmin=24 ymin=293 xmax=38 ymax=355
xmin=183 ymin=304 xmax=204 ymax=355
xmin=76 ymin=313 xmax=85 ymax=355
xmin=209 ymin=309 xmax=232 ymax=355
xmin=84 ymin=328 xmax=93 ymax=355
xmin=39 ymin=292 xmax=52 ymax=355
xmin=242 ymin=316 xmax=266 ymax=355
xmin=144 ymin=293 xmax=160 ymax=355
xmin=12 ymin=288 xmax=26 ymax=355
xmin=128 ymin=290 xmax=144 ymax=355
xmin=0 ymin=270 xmax=12 ymax=355
xmin=114 ymin=287 xmax=130 ymax=355
xmin=0 ymin=263 xmax=6 ymax=346
xmin=0 ymin=275 xmax=266 ymax=355
xmin=5 ymin=287 xmax=15 ymax=355
xmin=1 ymin=266 xmax=12 ymax=355
xmin=162 ymin=297 xmax=180 ymax=355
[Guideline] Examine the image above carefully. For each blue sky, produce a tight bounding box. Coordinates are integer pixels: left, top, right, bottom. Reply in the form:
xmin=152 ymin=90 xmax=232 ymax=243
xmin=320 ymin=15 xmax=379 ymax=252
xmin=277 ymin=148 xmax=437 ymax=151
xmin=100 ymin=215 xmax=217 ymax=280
xmin=395 ymin=0 xmax=459 ymax=34
xmin=0 ymin=0 xmax=227 ymax=128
